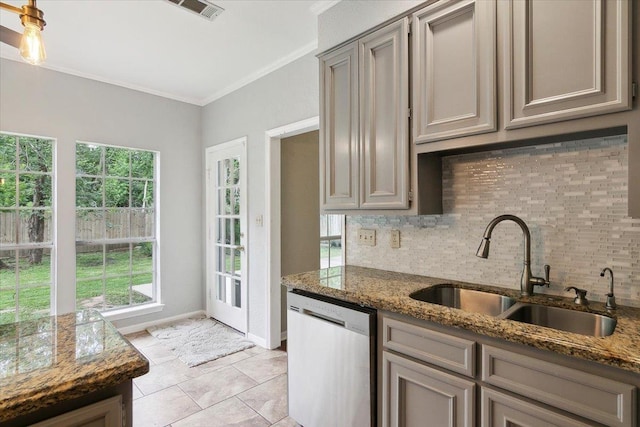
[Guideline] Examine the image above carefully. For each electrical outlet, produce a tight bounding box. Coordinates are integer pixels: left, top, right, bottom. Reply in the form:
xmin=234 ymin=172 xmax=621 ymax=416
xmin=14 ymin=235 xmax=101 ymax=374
xmin=358 ymin=229 xmax=376 ymax=246
xmin=390 ymin=230 xmax=400 ymax=249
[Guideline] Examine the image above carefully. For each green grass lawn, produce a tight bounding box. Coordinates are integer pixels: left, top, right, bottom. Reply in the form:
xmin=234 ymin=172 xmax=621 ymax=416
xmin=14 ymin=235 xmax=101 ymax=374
xmin=222 ymin=247 xmax=242 ymax=273
xmin=320 ymin=242 xmax=342 ymax=258
xmin=0 ymin=248 xmax=153 ymax=325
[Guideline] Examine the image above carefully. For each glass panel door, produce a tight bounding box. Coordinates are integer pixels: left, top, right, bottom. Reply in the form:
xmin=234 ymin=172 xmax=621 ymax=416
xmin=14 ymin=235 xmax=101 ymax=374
xmin=206 ymin=140 xmax=247 ymax=332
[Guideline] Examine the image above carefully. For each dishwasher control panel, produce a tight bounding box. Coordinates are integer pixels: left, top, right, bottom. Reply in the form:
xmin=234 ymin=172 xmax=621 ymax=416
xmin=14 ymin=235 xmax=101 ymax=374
xmin=288 ymin=290 xmax=374 ymax=336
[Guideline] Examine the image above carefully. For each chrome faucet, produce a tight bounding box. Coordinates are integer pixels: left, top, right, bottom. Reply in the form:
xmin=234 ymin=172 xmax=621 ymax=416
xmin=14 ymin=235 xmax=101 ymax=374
xmin=600 ymin=267 xmax=617 ymax=310
xmin=476 ymin=215 xmax=550 ymax=296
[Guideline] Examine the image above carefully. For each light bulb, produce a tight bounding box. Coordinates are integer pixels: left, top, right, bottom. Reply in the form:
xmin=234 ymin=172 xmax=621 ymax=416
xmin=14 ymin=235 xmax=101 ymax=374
xmin=19 ymin=22 xmax=46 ymax=65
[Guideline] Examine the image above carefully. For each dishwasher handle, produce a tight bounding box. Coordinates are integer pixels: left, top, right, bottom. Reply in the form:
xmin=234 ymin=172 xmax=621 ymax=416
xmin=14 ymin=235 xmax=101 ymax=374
xmin=297 ymin=307 xmax=346 ymax=328
xmin=288 ymin=291 xmax=373 ymax=336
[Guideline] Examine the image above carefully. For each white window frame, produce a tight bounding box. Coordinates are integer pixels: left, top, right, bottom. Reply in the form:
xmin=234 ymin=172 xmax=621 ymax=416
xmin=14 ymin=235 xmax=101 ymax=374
xmin=0 ymin=132 xmax=56 ymax=324
xmin=320 ymin=214 xmax=345 ymax=269
xmin=74 ymin=141 xmax=161 ymax=317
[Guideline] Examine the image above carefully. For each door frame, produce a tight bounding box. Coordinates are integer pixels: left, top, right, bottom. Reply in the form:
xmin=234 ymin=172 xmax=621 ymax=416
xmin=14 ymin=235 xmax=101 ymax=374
xmin=205 ymin=137 xmax=248 ymax=333
xmin=265 ymin=116 xmax=319 ymax=349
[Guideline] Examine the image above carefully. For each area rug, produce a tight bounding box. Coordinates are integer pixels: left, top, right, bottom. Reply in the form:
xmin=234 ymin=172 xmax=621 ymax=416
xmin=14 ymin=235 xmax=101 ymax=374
xmin=146 ymin=316 xmax=254 ymax=367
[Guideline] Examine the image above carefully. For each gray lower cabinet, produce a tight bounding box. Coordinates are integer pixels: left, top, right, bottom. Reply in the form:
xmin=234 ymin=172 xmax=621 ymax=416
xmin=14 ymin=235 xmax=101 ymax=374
xmin=382 ymin=351 xmax=475 ymax=427
xmin=379 ymin=312 xmax=638 ymax=427
xmin=381 ymin=316 xmax=475 ymax=377
xmin=481 ymin=344 xmax=636 ymax=427
xmin=29 ymin=395 xmax=122 ymax=427
xmin=481 ymin=388 xmax=593 ymax=427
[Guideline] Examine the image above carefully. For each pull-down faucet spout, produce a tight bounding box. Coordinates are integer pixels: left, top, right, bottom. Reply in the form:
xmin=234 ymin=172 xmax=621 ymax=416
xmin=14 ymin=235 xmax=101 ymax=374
xmin=476 ymin=215 xmax=550 ymax=296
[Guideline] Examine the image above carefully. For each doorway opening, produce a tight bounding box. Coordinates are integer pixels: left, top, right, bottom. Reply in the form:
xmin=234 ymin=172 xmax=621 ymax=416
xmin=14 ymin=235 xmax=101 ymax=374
xmin=265 ymin=117 xmax=318 ymax=348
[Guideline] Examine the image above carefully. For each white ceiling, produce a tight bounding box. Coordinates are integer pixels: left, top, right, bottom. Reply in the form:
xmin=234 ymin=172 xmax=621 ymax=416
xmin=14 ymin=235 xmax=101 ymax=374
xmin=0 ymin=0 xmax=338 ymax=105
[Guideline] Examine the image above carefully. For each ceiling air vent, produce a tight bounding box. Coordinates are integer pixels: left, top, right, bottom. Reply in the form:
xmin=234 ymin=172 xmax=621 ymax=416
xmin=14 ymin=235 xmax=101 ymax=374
xmin=166 ymin=0 xmax=224 ymax=21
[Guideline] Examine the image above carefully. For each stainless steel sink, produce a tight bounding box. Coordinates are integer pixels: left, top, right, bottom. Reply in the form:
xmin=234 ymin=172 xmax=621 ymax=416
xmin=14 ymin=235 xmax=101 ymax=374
xmin=410 ymin=285 xmax=517 ymax=316
xmin=504 ymin=303 xmax=617 ymax=337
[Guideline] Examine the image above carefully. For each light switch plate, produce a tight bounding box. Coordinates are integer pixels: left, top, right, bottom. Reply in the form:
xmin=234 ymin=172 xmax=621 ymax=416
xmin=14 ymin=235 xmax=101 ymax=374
xmin=358 ymin=229 xmax=376 ymax=246
xmin=390 ymin=230 xmax=400 ymax=249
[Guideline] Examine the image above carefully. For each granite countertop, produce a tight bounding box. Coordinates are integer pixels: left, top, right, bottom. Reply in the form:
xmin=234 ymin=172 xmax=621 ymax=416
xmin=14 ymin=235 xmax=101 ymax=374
xmin=282 ymin=266 xmax=640 ymax=374
xmin=0 ymin=310 xmax=149 ymax=422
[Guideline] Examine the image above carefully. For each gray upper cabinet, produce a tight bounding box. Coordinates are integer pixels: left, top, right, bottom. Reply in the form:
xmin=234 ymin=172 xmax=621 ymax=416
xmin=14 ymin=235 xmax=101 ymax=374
xmin=412 ymin=0 xmax=497 ymax=143
xmin=503 ymin=0 xmax=632 ymax=129
xmin=320 ymin=18 xmax=409 ymax=211
xmin=320 ymin=42 xmax=359 ymax=210
xmin=360 ymin=18 xmax=410 ymax=209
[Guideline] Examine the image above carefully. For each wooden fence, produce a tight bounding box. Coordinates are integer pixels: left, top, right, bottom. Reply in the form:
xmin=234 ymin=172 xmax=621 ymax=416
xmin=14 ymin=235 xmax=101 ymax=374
xmin=0 ymin=211 xmax=154 ymax=247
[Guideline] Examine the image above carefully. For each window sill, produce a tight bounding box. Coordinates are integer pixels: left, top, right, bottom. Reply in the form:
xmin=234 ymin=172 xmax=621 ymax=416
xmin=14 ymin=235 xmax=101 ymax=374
xmin=102 ymin=302 xmax=165 ymax=321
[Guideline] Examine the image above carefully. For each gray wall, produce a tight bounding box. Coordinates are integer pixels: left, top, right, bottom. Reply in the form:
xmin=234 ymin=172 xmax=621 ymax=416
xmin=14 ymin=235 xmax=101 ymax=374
xmin=318 ymin=0 xmax=422 ymax=52
xmin=280 ymin=131 xmax=320 ymax=332
xmin=201 ymin=53 xmax=319 ymax=340
xmin=0 ymin=59 xmax=203 ymax=328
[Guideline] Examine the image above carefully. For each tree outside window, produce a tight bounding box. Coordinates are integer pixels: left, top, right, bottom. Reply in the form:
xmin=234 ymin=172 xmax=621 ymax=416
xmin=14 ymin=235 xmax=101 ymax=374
xmin=75 ymin=143 xmax=158 ymax=312
xmin=0 ymin=134 xmax=54 ymax=325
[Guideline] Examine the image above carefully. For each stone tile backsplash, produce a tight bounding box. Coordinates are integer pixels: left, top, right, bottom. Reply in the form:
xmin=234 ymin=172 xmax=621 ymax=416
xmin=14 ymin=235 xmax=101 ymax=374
xmin=347 ymin=135 xmax=640 ymax=307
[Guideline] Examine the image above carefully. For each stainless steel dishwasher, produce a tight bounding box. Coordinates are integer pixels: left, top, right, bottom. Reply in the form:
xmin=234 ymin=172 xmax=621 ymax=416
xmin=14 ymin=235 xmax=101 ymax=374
xmin=287 ymin=289 xmax=376 ymax=427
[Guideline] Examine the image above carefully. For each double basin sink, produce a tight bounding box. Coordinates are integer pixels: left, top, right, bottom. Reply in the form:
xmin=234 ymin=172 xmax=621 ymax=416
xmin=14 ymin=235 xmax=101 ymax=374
xmin=410 ymin=285 xmax=617 ymax=337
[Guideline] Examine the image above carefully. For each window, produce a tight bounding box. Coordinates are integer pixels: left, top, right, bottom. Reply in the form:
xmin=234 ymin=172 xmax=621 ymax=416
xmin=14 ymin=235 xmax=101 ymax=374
xmin=320 ymin=214 xmax=344 ymax=269
xmin=75 ymin=143 xmax=157 ymax=312
xmin=0 ymin=134 xmax=55 ymax=325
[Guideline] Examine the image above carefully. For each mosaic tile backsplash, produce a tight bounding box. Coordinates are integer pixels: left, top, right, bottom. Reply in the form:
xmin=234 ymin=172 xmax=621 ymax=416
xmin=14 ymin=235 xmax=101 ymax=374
xmin=347 ymin=135 xmax=640 ymax=307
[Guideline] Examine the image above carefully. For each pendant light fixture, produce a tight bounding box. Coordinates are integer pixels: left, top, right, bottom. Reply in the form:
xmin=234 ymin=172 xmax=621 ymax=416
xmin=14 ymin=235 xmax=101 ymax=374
xmin=0 ymin=0 xmax=46 ymax=65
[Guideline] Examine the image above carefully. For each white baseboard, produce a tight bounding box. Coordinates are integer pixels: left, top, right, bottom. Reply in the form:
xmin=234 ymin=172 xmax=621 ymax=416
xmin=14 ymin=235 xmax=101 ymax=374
xmin=247 ymin=332 xmax=268 ymax=349
xmin=247 ymin=331 xmax=286 ymax=349
xmin=116 ymin=310 xmax=206 ymax=335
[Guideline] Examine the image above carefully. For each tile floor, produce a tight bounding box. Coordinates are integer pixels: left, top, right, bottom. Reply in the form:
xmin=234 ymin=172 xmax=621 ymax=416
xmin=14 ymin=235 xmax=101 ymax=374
xmin=126 ymin=331 xmax=300 ymax=427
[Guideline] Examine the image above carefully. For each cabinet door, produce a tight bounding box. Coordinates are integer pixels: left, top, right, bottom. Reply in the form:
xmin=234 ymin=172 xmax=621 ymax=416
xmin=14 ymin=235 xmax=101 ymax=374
xmin=30 ymin=396 xmax=122 ymax=427
xmin=482 ymin=388 xmax=594 ymax=427
xmin=320 ymin=42 xmax=359 ymax=210
xmin=482 ymin=344 xmax=636 ymax=427
xmin=382 ymin=351 xmax=475 ymax=427
xmin=503 ymin=0 xmax=631 ymax=129
xmin=359 ymin=18 xmax=410 ymax=209
xmin=413 ymin=0 xmax=496 ymax=143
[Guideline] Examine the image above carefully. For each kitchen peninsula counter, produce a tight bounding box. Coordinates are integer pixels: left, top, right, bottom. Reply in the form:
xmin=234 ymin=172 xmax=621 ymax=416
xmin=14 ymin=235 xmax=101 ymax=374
xmin=0 ymin=310 xmax=149 ymax=425
xmin=283 ymin=265 xmax=640 ymax=374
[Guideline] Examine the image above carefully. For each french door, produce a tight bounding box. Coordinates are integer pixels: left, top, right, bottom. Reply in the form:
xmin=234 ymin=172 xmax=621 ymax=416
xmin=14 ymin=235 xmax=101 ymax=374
xmin=205 ymin=138 xmax=247 ymax=333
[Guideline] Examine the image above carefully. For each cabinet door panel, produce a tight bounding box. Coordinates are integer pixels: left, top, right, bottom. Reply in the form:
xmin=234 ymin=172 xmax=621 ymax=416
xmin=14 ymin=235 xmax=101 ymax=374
xmin=30 ymin=396 xmax=122 ymax=427
xmin=382 ymin=316 xmax=475 ymax=377
xmin=482 ymin=345 xmax=636 ymax=427
xmin=382 ymin=351 xmax=475 ymax=427
xmin=413 ymin=0 xmax=496 ymax=143
xmin=482 ymin=388 xmax=596 ymax=427
xmin=320 ymin=43 xmax=359 ymax=210
xmin=360 ymin=18 xmax=409 ymax=209
xmin=504 ymin=0 xmax=631 ymax=129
